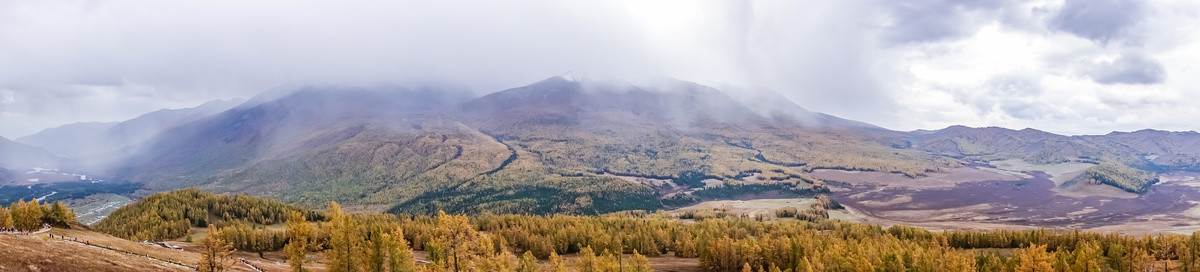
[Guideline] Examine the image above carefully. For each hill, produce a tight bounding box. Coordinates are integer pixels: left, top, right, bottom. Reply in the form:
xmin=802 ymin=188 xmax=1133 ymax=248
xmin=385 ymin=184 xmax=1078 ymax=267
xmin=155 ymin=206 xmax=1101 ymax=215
xmin=905 ymin=126 xmax=1200 ymax=193
xmin=94 ymin=188 xmax=314 ymax=241
xmin=98 ymin=78 xmax=950 ymax=215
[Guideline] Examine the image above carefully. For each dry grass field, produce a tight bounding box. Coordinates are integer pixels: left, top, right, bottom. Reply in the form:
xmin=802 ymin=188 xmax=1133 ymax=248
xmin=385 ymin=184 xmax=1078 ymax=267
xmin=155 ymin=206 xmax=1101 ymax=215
xmin=0 ymin=232 xmax=190 ymax=272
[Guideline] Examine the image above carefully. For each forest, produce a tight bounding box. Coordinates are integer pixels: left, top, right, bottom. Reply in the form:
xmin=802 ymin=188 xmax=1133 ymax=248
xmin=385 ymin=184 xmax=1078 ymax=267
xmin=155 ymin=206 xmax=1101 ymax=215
xmin=95 ymin=189 xmax=1200 ymax=272
xmin=93 ymin=188 xmax=319 ymax=241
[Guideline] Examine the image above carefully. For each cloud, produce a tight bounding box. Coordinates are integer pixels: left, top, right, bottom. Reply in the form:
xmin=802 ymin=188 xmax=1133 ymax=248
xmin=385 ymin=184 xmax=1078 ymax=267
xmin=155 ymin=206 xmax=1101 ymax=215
xmin=876 ymin=0 xmax=1041 ymax=45
xmin=1081 ymin=52 xmax=1167 ymax=85
xmin=1049 ymin=0 xmax=1146 ymax=45
xmin=0 ymin=0 xmax=1198 ymax=137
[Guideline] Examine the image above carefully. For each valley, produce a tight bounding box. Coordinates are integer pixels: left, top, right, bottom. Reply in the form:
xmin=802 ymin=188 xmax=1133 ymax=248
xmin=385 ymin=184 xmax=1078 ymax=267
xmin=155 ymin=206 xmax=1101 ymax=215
xmin=815 ymin=164 xmax=1200 ymax=234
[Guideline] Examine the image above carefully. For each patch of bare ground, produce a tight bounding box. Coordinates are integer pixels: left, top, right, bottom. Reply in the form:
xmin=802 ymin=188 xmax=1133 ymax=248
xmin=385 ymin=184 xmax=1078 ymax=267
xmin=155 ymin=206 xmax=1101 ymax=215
xmin=1054 ymin=182 xmax=1138 ymax=199
xmin=668 ymin=198 xmax=816 ymax=218
xmin=987 ymin=159 xmax=1095 ymax=185
xmin=811 ymin=166 xmax=1022 ymax=189
xmin=47 ymin=228 xmax=261 ymax=272
xmin=823 ymin=169 xmax=1200 ymax=235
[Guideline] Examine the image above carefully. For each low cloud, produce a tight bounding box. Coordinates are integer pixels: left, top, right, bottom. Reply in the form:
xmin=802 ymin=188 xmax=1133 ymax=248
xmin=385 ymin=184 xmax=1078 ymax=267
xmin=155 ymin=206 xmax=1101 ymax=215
xmin=0 ymin=0 xmax=1198 ymax=137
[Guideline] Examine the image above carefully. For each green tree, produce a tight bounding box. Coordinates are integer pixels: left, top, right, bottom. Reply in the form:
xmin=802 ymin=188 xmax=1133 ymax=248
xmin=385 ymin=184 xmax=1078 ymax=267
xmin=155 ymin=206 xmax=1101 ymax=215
xmin=44 ymin=201 xmax=75 ymax=226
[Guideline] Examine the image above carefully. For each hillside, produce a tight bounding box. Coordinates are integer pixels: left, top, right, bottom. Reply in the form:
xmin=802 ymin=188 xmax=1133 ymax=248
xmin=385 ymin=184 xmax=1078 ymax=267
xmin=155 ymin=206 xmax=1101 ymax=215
xmin=0 ymin=136 xmax=62 ymax=170
xmin=99 ymin=78 xmax=951 ymax=215
xmin=904 ymin=126 xmax=1200 ymax=193
xmin=17 ymin=99 xmax=242 ymax=163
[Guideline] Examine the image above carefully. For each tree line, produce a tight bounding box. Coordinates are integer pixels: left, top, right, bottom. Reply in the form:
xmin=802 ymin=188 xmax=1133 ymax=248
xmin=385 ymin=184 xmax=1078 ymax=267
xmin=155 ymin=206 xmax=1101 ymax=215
xmin=110 ymin=189 xmax=1200 ymax=271
xmin=0 ymin=199 xmax=77 ymax=230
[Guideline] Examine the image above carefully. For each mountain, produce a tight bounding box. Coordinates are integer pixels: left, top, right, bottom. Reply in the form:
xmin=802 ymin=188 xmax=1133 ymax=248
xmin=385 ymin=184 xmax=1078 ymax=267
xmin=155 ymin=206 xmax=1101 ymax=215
xmin=17 ymin=99 xmax=243 ymax=159
xmin=43 ymin=76 xmax=1200 ymax=215
xmin=905 ymin=126 xmax=1200 ymax=193
xmin=0 ymin=135 xmax=62 ymax=170
xmin=14 ymin=122 xmax=117 ymax=157
xmin=101 ymin=78 xmax=946 ymax=214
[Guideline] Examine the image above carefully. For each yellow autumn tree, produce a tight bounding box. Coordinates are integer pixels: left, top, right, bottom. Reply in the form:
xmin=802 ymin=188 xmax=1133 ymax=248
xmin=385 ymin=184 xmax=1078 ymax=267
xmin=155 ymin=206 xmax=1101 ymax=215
xmin=199 ymin=224 xmax=234 ymax=272
xmin=285 ymin=211 xmax=315 ymax=272
xmin=1016 ymin=244 xmax=1055 ymax=272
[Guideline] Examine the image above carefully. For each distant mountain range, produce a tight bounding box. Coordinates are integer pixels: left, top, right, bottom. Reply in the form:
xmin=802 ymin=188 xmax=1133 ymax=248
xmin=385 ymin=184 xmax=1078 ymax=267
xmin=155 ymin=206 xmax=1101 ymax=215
xmin=14 ymin=76 xmax=1200 ymax=214
xmin=0 ymin=135 xmax=61 ymax=171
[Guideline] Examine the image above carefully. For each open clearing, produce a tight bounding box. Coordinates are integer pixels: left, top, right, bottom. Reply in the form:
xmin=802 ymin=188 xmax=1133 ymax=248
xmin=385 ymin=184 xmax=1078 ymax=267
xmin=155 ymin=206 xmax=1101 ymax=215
xmin=815 ymin=167 xmax=1200 ymax=234
xmin=668 ymin=198 xmax=816 ymax=218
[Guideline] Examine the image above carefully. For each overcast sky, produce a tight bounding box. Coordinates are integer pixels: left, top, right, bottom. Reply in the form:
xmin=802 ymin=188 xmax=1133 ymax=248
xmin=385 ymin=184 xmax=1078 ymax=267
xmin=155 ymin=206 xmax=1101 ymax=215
xmin=2 ymin=0 xmax=1199 ymax=137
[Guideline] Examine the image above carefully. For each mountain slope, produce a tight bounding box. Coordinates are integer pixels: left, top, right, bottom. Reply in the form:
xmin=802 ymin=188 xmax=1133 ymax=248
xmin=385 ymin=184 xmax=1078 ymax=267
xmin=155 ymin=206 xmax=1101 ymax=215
xmin=0 ymin=135 xmax=62 ymax=170
xmin=905 ymin=126 xmax=1200 ymax=193
xmin=99 ymin=78 xmax=948 ymax=214
xmin=83 ymin=77 xmax=1200 ymax=214
xmin=15 ymin=122 xmax=116 ymax=157
xmin=16 ymin=99 xmax=242 ymax=159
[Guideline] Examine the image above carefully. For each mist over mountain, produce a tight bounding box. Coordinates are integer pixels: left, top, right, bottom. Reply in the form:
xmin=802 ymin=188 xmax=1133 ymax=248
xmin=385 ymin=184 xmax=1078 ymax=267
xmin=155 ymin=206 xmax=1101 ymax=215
xmin=17 ymin=99 xmax=243 ymax=159
xmin=9 ymin=76 xmax=1200 ymax=216
xmin=0 ymin=135 xmax=61 ymax=170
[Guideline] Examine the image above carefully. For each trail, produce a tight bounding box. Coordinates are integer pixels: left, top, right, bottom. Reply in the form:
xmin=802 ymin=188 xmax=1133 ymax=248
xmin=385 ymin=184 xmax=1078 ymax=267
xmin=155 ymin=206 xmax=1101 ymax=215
xmin=0 ymin=225 xmax=50 ymax=235
xmin=44 ymin=230 xmax=195 ymax=270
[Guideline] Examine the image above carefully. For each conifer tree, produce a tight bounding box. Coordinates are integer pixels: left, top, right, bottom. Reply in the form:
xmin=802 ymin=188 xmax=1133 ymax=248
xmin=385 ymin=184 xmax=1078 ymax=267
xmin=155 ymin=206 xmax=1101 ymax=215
xmin=549 ymin=251 xmax=567 ymax=272
xmin=1015 ymin=244 xmax=1055 ymax=272
xmin=389 ymin=228 xmax=417 ymax=272
xmin=370 ymin=228 xmax=387 ymax=272
xmin=632 ymin=250 xmax=652 ymax=272
xmin=1129 ymin=247 xmax=1153 ymax=272
xmin=795 ymin=257 xmax=813 ymax=272
xmin=327 ymin=202 xmax=363 ymax=272
xmin=518 ymin=251 xmax=538 ymax=272
xmin=285 ymin=211 xmax=314 ymax=272
xmin=11 ymin=199 xmax=44 ymax=230
xmin=577 ymin=246 xmax=599 ymax=272
xmin=435 ymin=211 xmax=475 ymax=272
xmin=200 ymin=224 xmax=234 ymax=272
xmin=0 ymin=207 xmax=11 ymax=228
